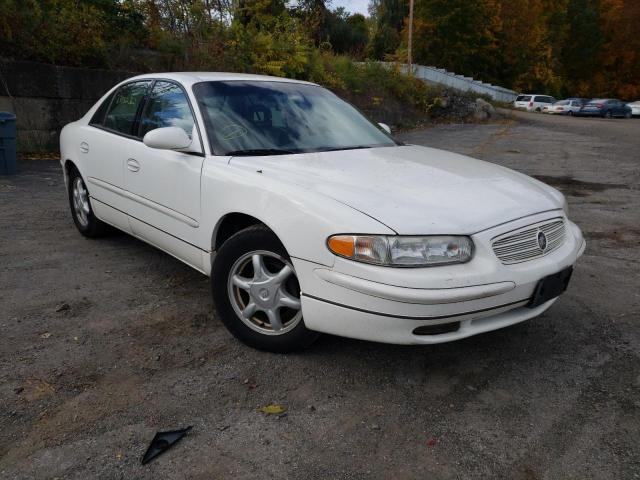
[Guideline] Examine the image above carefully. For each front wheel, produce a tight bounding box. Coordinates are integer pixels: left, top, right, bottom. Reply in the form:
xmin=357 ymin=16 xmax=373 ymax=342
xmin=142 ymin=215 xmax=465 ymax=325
xmin=624 ymin=111 xmax=631 ymax=119
xmin=211 ymin=225 xmax=320 ymax=352
xmin=604 ymin=110 xmax=612 ymax=118
xmin=67 ymin=167 xmax=110 ymax=237
xmin=567 ymin=110 xmax=573 ymax=116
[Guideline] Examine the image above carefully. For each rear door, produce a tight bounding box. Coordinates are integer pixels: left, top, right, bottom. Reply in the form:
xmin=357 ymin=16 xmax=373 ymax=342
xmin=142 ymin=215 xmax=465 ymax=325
xmin=123 ymin=80 xmax=205 ymax=257
xmin=612 ymin=100 xmax=623 ymax=115
xmin=81 ymin=80 xmax=151 ymax=230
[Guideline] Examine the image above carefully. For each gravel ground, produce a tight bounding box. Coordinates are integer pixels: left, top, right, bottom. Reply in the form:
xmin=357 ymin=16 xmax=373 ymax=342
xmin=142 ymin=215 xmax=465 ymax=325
xmin=1 ymin=112 xmax=639 ymax=479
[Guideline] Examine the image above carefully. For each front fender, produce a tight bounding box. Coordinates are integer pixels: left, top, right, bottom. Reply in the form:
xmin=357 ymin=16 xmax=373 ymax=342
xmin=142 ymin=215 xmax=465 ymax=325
xmin=198 ymin=156 xmax=395 ymax=267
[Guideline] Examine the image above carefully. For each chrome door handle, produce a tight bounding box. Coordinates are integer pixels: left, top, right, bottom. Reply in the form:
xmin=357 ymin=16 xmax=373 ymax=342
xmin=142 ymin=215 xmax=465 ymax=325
xmin=126 ymin=158 xmax=140 ymax=172
xmin=80 ymin=142 xmax=89 ymax=153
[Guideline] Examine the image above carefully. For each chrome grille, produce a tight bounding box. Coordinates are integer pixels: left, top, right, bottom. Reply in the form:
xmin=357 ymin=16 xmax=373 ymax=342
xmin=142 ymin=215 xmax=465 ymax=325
xmin=492 ymin=218 xmax=566 ymax=264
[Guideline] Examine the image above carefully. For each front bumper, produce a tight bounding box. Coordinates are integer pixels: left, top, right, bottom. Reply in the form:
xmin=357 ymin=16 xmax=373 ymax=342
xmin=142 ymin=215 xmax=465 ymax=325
xmin=294 ymin=212 xmax=585 ymax=345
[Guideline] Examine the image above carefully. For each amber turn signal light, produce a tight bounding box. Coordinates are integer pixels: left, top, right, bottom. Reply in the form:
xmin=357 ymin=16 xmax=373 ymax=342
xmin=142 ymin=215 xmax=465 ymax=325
xmin=327 ymin=235 xmax=355 ymax=258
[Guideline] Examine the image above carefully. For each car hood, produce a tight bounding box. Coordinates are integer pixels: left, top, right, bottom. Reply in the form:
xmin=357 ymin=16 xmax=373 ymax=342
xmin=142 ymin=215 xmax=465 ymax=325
xmin=229 ymin=145 xmax=562 ymax=235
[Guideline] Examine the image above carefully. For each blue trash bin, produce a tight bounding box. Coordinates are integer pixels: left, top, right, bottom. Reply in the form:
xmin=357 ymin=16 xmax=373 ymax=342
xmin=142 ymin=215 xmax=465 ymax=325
xmin=0 ymin=112 xmax=17 ymax=175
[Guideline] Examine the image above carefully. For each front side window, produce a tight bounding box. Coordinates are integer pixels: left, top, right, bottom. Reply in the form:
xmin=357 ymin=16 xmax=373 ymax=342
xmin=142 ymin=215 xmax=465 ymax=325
xmin=139 ymin=81 xmax=195 ymax=138
xmin=193 ymin=81 xmax=396 ymax=155
xmin=104 ymin=81 xmax=151 ymax=135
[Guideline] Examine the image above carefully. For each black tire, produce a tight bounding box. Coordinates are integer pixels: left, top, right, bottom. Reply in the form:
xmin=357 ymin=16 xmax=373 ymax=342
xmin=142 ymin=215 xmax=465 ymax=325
xmin=604 ymin=110 xmax=612 ymax=118
xmin=67 ymin=166 xmax=110 ymax=238
xmin=211 ymin=225 xmax=320 ymax=352
xmin=567 ymin=110 xmax=573 ymax=116
xmin=624 ymin=111 xmax=631 ymax=119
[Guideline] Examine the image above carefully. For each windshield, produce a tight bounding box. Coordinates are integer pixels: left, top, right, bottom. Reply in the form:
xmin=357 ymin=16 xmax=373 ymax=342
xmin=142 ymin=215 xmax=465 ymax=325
xmin=192 ymin=81 xmax=396 ymax=155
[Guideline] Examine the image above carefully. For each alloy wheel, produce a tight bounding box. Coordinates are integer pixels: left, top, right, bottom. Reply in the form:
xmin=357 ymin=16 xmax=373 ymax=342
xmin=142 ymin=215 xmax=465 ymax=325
xmin=227 ymin=250 xmax=302 ymax=335
xmin=72 ymin=176 xmax=90 ymax=227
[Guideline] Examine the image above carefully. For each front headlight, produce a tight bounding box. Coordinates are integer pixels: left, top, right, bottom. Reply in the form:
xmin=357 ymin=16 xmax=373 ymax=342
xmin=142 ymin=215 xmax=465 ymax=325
xmin=327 ymin=235 xmax=474 ymax=267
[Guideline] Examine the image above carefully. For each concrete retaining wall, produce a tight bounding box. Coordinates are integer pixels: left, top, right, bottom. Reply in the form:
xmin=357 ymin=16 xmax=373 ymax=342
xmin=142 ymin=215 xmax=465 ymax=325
xmin=0 ymin=59 xmax=136 ymax=152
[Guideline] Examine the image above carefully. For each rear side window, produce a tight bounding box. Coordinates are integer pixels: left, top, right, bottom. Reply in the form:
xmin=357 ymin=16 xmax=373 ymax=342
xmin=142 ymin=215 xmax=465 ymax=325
xmin=516 ymin=95 xmax=531 ymax=101
xmin=104 ymin=81 xmax=151 ymax=135
xmin=90 ymin=92 xmax=114 ymax=126
xmin=138 ymin=81 xmax=195 ymax=138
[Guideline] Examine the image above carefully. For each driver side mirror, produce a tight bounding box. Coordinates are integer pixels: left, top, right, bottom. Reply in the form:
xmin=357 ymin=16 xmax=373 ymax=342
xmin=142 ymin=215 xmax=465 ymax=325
xmin=378 ymin=122 xmax=392 ymax=135
xmin=143 ymin=127 xmax=192 ymax=150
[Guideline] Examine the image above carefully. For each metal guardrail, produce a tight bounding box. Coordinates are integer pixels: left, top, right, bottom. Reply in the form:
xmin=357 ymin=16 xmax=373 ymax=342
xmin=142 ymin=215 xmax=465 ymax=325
xmin=377 ymin=62 xmax=518 ymax=103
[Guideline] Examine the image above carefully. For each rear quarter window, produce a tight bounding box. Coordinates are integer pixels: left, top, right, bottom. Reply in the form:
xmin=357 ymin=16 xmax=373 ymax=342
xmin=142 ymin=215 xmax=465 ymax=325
xmin=89 ymin=92 xmax=115 ymax=126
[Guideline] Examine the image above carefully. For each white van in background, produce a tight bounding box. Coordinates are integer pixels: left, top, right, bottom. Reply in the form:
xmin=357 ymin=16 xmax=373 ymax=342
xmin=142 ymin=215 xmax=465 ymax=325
xmin=514 ymin=94 xmax=557 ymax=112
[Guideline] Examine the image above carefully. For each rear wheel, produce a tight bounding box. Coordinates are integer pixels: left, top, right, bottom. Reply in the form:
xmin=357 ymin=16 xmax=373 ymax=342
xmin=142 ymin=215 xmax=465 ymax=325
xmin=211 ymin=225 xmax=320 ymax=352
xmin=67 ymin=167 xmax=110 ymax=237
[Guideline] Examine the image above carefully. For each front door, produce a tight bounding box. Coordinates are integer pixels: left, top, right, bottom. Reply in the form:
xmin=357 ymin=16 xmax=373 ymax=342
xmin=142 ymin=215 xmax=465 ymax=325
xmin=123 ymin=81 xmax=205 ymax=258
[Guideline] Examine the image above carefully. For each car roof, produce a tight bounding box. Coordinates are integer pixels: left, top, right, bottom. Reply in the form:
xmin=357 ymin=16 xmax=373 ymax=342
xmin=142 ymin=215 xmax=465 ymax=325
xmin=124 ymin=72 xmax=318 ymax=87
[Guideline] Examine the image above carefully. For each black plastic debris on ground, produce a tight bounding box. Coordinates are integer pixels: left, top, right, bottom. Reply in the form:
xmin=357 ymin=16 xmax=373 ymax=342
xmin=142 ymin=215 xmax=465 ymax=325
xmin=141 ymin=426 xmax=193 ymax=465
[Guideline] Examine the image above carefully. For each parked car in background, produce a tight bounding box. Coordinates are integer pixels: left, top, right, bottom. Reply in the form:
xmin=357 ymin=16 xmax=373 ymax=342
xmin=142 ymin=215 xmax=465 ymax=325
xmin=627 ymin=101 xmax=640 ymax=117
xmin=59 ymin=72 xmax=585 ymax=352
xmin=513 ymin=94 xmax=557 ymax=112
xmin=542 ymin=99 xmax=586 ymax=115
xmin=577 ymin=99 xmax=632 ymax=118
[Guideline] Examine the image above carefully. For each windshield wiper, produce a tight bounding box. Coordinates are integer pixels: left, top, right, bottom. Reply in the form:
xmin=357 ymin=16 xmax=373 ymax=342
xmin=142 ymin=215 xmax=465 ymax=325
xmin=226 ymin=148 xmax=297 ymax=156
xmin=315 ymin=145 xmax=376 ymax=153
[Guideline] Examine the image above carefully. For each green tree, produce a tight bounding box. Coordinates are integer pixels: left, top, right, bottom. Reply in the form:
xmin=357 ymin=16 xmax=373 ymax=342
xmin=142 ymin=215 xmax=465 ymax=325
xmin=409 ymin=0 xmax=501 ymax=81
xmin=368 ymin=0 xmax=408 ymax=59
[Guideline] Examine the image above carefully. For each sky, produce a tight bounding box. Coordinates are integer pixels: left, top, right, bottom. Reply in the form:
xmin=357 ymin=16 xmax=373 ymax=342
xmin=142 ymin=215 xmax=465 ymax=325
xmin=331 ymin=0 xmax=370 ymax=15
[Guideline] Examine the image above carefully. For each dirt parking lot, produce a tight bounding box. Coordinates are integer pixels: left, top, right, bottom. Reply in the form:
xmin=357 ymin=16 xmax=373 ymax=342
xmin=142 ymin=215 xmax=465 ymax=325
xmin=1 ymin=112 xmax=639 ymax=479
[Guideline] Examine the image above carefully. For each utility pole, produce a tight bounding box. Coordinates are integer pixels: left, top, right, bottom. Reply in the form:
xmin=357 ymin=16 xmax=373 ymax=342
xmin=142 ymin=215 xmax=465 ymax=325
xmin=408 ymin=0 xmax=414 ymax=75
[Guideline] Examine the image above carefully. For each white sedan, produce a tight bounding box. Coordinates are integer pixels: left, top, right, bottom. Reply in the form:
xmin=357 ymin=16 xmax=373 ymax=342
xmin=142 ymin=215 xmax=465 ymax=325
xmin=543 ymin=99 xmax=584 ymax=115
xmin=628 ymin=101 xmax=640 ymax=117
xmin=60 ymin=73 xmax=585 ymax=352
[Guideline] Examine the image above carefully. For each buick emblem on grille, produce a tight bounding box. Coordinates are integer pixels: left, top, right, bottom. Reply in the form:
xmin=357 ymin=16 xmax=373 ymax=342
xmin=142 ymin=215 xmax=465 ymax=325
xmin=537 ymin=231 xmax=547 ymax=251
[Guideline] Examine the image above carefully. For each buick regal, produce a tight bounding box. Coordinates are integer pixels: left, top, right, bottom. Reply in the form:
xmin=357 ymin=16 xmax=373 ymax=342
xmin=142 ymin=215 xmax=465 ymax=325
xmin=60 ymin=73 xmax=585 ymax=352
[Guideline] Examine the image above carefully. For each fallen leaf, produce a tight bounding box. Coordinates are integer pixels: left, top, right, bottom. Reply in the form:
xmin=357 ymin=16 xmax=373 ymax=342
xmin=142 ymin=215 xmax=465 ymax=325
xmin=427 ymin=438 xmax=438 ymax=447
xmin=40 ymin=332 xmax=52 ymax=339
xmin=260 ymin=404 xmax=286 ymax=415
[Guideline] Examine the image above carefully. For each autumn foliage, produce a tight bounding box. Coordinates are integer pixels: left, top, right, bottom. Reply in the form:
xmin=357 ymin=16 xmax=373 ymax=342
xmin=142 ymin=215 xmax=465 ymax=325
xmin=0 ymin=0 xmax=638 ymax=99
xmin=371 ymin=0 xmax=640 ymax=98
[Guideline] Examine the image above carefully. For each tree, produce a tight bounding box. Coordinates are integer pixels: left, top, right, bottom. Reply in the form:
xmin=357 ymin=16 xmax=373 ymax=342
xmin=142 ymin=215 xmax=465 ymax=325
xmin=368 ymin=0 xmax=408 ymax=59
xmin=408 ymin=0 xmax=501 ymax=81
